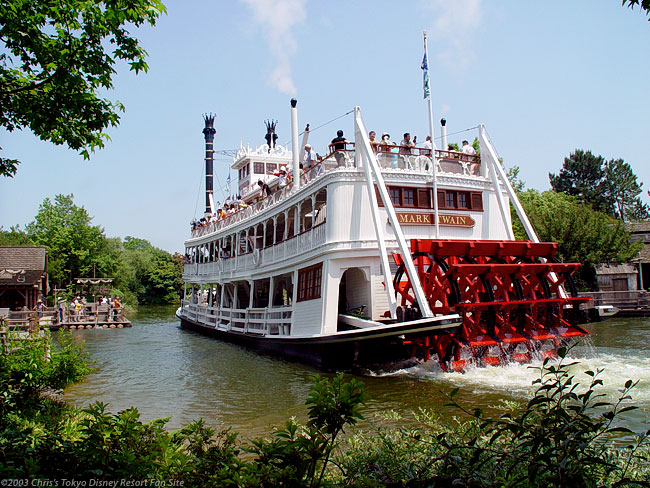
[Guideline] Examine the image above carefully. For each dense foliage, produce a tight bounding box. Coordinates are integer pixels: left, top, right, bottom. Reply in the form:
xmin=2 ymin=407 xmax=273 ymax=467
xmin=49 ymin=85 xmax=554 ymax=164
xmin=512 ymin=190 xmax=642 ymax=289
xmin=0 ymin=0 xmax=166 ymax=177
xmin=0 ymin=335 xmax=648 ymax=486
xmin=0 ymin=194 xmax=182 ymax=305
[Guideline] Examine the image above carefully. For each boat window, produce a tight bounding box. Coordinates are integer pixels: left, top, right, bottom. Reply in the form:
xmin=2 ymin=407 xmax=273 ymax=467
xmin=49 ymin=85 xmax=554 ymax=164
xmin=471 ymin=192 xmax=483 ymax=211
xmin=389 ymin=187 xmax=401 ymax=206
xmin=403 ymin=188 xmax=415 ymax=207
xmin=458 ymin=192 xmax=468 ymax=209
xmin=297 ymin=263 xmax=323 ymax=302
xmin=417 ymin=189 xmax=431 ymax=209
xmin=445 ymin=192 xmax=455 ymax=209
xmin=254 ymin=162 xmax=265 ymax=174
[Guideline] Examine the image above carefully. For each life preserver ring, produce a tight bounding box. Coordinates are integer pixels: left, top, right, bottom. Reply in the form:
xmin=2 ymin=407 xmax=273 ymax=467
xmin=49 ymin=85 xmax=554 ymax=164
xmin=252 ymin=248 xmax=260 ymax=265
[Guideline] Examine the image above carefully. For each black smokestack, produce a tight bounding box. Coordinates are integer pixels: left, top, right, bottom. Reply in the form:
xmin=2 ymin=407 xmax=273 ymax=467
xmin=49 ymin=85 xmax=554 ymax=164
xmin=202 ymin=114 xmax=216 ymax=214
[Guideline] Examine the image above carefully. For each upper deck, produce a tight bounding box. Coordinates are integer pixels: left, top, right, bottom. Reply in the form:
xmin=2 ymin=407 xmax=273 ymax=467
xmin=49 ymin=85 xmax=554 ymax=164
xmin=188 ymin=142 xmax=483 ymax=242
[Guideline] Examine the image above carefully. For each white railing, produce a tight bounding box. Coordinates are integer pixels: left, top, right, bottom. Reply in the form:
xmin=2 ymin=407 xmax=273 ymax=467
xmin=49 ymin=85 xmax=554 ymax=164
xmin=189 ymin=145 xmax=483 ymax=240
xmin=180 ymin=301 xmax=293 ymax=336
xmin=184 ymin=222 xmax=327 ymax=278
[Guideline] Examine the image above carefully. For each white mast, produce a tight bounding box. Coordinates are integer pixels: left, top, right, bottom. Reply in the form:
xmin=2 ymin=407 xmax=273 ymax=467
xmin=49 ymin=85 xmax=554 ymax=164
xmin=423 ymin=31 xmax=440 ymax=238
xmin=355 ymin=107 xmax=433 ymax=319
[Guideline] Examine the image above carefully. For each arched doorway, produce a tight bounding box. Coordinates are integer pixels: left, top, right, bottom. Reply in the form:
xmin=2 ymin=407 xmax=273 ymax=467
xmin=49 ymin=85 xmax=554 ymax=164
xmin=338 ymin=268 xmax=370 ymax=318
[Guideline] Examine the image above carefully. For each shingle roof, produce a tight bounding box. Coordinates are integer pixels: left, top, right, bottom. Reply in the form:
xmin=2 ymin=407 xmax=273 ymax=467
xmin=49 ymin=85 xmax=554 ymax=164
xmin=0 ymin=246 xmax=47 ymax=286
xmin=595 ymin=263 xmax=637 ymax=275
xmin=627 ymin=222 xmax=650 ymax=233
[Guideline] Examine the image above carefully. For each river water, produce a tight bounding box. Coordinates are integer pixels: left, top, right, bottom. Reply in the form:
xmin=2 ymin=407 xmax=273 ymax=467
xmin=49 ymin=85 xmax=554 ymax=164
xmin=64 ymin=306 xmax=650 ymax=438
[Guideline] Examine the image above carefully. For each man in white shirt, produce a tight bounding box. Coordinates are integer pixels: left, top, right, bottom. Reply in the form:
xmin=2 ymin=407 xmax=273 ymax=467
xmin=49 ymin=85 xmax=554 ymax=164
xmin=421 ymin=135 xmax=432 ymax=151
xmin=304 ymin=144 xmax=318 ymax=169
xmin=461 ymin=140 xmax=476 ymax=155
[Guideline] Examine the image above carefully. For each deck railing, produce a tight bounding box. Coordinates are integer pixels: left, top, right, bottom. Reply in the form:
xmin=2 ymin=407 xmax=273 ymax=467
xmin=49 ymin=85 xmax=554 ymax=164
xmin=189 ymin=146 xmax=482 ymax=240
xmin=1 ymin=306 xmax=127 ymax=327
xmin=180 ymin=301 xmax=292 ymax=336
xmin=184 ymin=222 xmax=327 ymax=278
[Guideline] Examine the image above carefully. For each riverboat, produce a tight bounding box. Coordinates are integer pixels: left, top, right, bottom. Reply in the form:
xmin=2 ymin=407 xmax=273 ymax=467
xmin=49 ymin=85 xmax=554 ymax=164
xmin=177 ymin=100 xmax=590 ymax=372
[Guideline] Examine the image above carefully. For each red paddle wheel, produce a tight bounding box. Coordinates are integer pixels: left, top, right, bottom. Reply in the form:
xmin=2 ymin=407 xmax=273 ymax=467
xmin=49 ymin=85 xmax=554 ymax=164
xmin=392 ymin=239 xmax=590 ymax=372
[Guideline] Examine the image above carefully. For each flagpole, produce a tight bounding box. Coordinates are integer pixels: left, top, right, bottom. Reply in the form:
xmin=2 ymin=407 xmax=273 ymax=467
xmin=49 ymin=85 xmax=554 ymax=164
xmin=423 ymin=31 xmax=439 ymax=238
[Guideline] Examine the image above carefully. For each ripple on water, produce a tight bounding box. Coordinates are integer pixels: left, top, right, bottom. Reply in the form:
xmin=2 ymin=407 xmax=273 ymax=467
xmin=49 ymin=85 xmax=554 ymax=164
xmin=64 ymin=309 xmax=650 ymax=437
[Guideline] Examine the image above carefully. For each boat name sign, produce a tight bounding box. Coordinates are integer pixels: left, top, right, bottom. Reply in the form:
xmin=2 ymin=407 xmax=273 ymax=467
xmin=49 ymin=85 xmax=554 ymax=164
xmin=395 ymin=212 xmax=475 ymax=227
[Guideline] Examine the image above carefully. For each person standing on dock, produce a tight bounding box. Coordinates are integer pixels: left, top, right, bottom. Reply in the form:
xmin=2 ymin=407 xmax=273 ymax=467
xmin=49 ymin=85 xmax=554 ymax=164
xmin=112 ymin=297 xmax=121 ymax=322
xmin=57 ymin=298 xmax=65 ymax=323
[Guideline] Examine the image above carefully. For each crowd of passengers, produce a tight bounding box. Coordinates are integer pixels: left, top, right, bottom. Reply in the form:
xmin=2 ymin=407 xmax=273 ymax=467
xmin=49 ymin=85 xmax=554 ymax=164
xmin=188 ymin=130 xmax=477 ymax=236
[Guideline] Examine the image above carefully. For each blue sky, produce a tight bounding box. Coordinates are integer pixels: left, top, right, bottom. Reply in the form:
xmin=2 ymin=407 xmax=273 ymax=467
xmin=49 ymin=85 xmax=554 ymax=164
xmin=1 ymin=0 xmax=649 ymax=253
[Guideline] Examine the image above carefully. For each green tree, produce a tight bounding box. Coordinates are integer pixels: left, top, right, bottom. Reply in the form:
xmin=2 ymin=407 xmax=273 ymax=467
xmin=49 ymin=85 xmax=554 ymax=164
xmin=0 ymin=0 xmax=166 ymax=177
xmin=506 ymin=164 xmax=526 ymax=193
xmin=0 ymin=225 xmax=32 ymax=245
xmin=514 ymin=190 xmax=642 ymax=288
xmin=549 ymin=149 xmax=611 ymax=214
xmin=25 ymin=194 xmax=112 ymax=288
xmin=114 ymin=236 xmax=183 ymax=304
xmin=604 ymin=157 xmax=650 ymax=221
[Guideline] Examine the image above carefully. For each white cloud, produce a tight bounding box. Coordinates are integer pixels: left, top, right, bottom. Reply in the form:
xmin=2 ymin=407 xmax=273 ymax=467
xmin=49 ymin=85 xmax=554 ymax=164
xmin=240 ymin=0 xmax=306 ymax=95
xmin=422 ymin=0 xmax=482 ymax=72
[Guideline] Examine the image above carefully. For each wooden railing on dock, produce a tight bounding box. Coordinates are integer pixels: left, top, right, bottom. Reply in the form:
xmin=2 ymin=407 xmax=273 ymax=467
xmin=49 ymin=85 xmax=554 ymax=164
xmin=1 ymin=304 xmax=130 ymax=330
xmin=0 ymin=313 xmax=46 ymax=356
xmin=580 ymin=290 xmax=650 ymax=315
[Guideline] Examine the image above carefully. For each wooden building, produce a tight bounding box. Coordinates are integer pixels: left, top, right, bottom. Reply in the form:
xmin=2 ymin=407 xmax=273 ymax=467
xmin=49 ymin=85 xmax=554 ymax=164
xmin=595 ymin=263 xmax=638 ymax=291
xmin=627 ymin=222 xmax=650 ymax=290
xmin=0 ymin=246 xmax=48 ymax=310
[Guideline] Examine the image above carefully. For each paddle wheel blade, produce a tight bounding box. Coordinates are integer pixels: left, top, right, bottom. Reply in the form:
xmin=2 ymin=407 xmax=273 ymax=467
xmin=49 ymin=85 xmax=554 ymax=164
xmin=392 ymin=239 xmax=591 ymax=372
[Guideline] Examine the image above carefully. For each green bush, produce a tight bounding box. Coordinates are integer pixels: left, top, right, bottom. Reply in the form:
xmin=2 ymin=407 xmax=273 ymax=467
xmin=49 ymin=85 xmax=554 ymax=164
xmin=1 ymin=334 xmax=649 ymax=487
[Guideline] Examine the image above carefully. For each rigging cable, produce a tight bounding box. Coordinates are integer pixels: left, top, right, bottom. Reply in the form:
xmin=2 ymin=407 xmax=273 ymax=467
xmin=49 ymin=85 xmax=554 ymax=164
xmin=279 ymin=109 xmax=354 ymax=146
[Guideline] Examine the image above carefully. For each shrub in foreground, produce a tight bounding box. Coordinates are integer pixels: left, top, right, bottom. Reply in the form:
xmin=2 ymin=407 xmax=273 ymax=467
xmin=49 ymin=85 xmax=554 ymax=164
xmin=0 ymin=334 xmax=649 ymax=487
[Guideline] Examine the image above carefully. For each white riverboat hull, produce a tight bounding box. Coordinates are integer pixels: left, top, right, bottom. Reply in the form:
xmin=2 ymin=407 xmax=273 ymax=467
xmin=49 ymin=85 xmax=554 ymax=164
xmin=177 ymin=307 xmax=461 ymax=370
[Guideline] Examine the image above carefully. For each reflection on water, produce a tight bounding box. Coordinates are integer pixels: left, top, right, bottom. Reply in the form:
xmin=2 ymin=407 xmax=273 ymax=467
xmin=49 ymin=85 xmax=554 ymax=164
xmin=64 ymin=308 xmax=650 ymax=438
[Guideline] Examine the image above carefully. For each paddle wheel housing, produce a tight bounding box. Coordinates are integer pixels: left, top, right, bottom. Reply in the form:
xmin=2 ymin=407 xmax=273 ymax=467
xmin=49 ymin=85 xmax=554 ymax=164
xmin=392 ymin=239 xmax=590 ymax=371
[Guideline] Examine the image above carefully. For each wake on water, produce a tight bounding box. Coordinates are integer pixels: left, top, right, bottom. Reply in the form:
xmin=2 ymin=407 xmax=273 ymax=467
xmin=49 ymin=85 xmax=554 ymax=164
xmin=365 ymin=340 xmax=650 ymax=407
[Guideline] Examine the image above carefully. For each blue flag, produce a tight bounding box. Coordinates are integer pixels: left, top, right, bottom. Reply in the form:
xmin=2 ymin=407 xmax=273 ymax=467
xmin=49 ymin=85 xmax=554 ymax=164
xmin=226 ymin=174 xmax=231 ymax=193
xmin=421 ymin=52 xmax=430 ymax=99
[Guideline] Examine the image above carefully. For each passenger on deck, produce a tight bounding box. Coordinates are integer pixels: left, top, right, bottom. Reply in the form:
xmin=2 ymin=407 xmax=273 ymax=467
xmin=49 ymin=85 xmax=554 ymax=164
xmin=331 ymin=130 xmax=348 ymax=167
xmin=400 ymin=133 xmax=415 ymax=154
xmin=258 ymin=180 xmax=272 ymax=198
xmin=368 ymin=131 xmax=380 ymax=150
xmin=278 ymin=169 xmax=288 ymax=188
xmin=421 ymin=135 xmax=433 ymax=152
xmin=380 ymin=133 xmax=398 ymax=168
xmin=462 ymin=140 xmax=476 ymax=156
xmin=304 ymin=144 xmax=317 ymax=170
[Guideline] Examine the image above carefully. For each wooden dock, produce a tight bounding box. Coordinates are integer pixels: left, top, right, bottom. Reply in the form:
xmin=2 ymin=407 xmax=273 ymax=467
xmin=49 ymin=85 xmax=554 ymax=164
xmin=580 ymin=290 xmax=650 ymax=318
xmin=0 ymin=305 xmax=132 ymax=331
